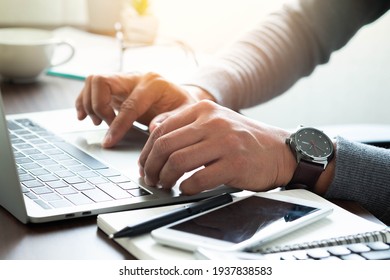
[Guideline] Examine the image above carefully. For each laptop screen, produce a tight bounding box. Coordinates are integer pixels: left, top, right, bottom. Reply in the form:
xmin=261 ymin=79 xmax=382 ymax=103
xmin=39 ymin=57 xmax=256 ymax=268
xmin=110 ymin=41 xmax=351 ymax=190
xmin=0 ymin=91 xmax=29 ymax=223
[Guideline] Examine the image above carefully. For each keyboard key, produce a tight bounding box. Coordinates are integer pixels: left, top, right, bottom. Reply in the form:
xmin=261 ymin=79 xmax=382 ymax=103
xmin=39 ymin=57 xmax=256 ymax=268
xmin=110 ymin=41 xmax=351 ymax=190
xmin=29 ymin=139 xmax=47 ymax=145
xmin=67 ymin=165 xmax=90 ymax=172
xmin=49 ymin=200 xmax=73 ymax=208
xmin=44 ymin=148 xmax=65 ymax=156
xmin=50 ymin=153 xmax=72 ymax=161
xmin=41 ymin=193 xmax=63 ymax=201
xmin=46 ymin=180 xmax=69 ymax=189
xmin=327 ymin=245 xmax=351 ymax=256
xmin=109 ymin=175 xmax=132 ymax=184
xmin=32 ymin=187 xmax=53 ymax=195
xmin=17 ymin=168 xmax=27 ymax=175
xmin=16 ymin=157 xmax=33 ymax=164
xmin=97 ymin=183 xmax=132 ymax=199
xmin=30 ymin=154 xmax=50 ymax=160
xmin=361 ymin=249 xmax=390 ymax=260
xmin=55 ymin=170 xmax=75 ymax=178
xmin=65 ymin=193 xmax=94 ymax=205
xmin=14 ymin=143 xmax=33 ymax=150
xmin=291 ymin=251 xmax=310 ymax=260
xmin=33 ymin=199 xmax=51 ymax=209
xmin=64 ymin=176 xmax=85 ymax=185
xmin=35 ymin=159 xmax=58 ymax=166
xmin=29 ymin=168 xmax=50 ymax=176
xmin=24 ymin=192 xmax=38 ymax=199
xmin=73 ymin=182 xmax=95 ymax=191
xmin=14 ymin=130 xmax=31 ymax=135
xmin=78 ymin=170 xmax=99 ymax=178
xmin=20 ymin=163 xmax=41 ymax=170
xmin=15 ymin=118 xmax=42 ymax=129
xmin=88 ymin=177 xmax=109 ymax=185
xmin=83 ymin=189 xmax=113 ymax=202
xmin=11 ymin=138 xmax=26 ymax=145
xmin=19 ymin=174 xmax=35 ymax=182
xmin=21 ymin=134 xmax=39 ymax=140
xmin=22 ymin=148 xmax=42 ymax=155
xmin=23 ymin=180 xmax=45 ymax=188
xmin=46 ymin=164 xmax=68 ymax=173
xmin=38 ymin=174 xmax=59 ymax=182
xmin=306 ymin=248 xmax=331 ymax=259
xmin=7 ymin=120 xmax=23 ymax=130
xmin=279 ymin=253 xmax=297 ymax=260
xmin=55 ymin=187 xmax=78 ymax=195
xmin=366 ymin=242 xmax=390 ymax=251
xmin=13 ymin=152 xmax=25 ymax=159
xmin=347 ymin=243 xmax=371 ymax=253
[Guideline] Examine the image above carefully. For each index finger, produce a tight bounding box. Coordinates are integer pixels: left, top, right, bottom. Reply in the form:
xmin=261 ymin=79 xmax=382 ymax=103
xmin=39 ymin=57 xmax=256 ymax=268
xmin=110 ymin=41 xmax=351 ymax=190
xmin=102 ymin=97 xmax=140 ymax=148
xmin=102 ymin=82 xmax=158 ymax=148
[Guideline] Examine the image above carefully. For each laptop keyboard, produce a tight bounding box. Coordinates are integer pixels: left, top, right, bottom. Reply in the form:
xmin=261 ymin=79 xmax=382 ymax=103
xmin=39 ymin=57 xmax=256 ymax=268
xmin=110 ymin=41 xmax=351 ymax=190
xmin=7 ymin=118 xmax=151 ymax=210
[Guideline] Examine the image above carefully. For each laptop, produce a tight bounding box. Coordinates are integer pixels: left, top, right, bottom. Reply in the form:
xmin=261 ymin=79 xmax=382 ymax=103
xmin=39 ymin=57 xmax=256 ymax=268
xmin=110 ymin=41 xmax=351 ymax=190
xmin=0 ymin=91 xmax=237 ymax=223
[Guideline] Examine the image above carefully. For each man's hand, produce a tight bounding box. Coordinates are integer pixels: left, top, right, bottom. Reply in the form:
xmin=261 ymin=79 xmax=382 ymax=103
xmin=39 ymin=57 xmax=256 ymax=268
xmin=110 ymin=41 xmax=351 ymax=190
xmin=139 ymin=100 xmax=296 ymax=195
xmin=75 ymin=72 xmax=196 ymax=148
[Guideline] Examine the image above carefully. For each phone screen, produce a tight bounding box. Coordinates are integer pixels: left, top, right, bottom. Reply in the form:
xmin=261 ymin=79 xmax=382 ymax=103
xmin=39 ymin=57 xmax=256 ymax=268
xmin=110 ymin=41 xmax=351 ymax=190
xmin=170 ymin=196 xmax=319 ymax=244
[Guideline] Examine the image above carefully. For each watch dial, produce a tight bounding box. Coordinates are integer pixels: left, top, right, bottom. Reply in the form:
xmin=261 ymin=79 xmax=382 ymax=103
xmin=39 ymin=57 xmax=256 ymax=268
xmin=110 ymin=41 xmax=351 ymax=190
xmin=295 ymin=128 xmax=333 ymax=158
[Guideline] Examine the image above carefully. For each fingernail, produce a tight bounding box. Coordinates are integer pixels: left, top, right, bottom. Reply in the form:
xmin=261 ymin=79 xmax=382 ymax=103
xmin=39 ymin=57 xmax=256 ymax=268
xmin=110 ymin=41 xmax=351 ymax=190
xmin=144 ymin=175 xmax=153 ymax=186
xmin=154 ymin=114 xmax=167 ymax=124
xmin=138 ymin=165 xmax=145 ymax=177
xmin=152 ymin=115 xmax=167 ymax=127
xmin=102 ymin=131 xmax=112 ymax=147
xmin=150 ymin=118 xmax=164 ymax=132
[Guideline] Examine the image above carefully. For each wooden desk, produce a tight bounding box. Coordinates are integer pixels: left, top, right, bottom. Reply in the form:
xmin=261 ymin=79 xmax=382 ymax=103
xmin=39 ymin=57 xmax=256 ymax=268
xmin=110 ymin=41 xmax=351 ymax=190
xmin=0 ymin=75 xmax=384 ymax=260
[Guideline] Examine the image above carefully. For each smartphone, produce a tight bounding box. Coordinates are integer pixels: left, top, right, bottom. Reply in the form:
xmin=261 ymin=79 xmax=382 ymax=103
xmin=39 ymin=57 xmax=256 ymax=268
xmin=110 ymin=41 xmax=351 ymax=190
xmin=151 ymin=193 xmax=332 ymax=252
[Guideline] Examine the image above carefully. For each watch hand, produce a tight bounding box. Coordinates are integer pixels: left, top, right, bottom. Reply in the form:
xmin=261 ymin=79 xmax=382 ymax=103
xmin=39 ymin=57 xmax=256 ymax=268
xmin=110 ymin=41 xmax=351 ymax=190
xmin=315 ymin=145 xmax=326 ymax=153
xmin=310 ymin=140 xmax=326 ymax=153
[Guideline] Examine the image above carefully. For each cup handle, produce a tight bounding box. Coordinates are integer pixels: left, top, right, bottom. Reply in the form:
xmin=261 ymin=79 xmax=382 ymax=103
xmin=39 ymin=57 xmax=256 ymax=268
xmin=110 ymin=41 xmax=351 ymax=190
xmin=50 ymin=41 xmax=75 ymax=67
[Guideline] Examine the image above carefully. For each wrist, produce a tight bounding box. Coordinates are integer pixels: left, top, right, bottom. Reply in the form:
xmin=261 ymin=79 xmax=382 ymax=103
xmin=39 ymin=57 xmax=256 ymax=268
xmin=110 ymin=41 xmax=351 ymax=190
xmin=182 ymin=85 xmax=216 ymax=103
xmin=281 ymin=131 xmax=298 ymax=186
xmin=314 ymin=141 xmax=336 ymax=195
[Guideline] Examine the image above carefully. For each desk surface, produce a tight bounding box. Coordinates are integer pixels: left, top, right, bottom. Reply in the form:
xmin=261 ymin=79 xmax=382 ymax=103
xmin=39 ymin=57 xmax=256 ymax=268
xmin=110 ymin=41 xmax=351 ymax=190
xmin=0 ymin=75 xmax=384 ymax=260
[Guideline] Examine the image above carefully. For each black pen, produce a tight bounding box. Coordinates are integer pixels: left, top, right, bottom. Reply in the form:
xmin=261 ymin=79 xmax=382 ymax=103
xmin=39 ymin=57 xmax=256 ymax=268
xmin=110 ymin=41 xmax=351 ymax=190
xmin=109 ymin=193 xmax=233 ymax=239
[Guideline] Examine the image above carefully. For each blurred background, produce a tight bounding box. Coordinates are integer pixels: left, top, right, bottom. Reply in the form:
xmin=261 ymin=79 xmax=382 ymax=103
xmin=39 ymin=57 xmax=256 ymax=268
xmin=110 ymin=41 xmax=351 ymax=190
xmin=1 ymin=0 xmax=389 ymax=128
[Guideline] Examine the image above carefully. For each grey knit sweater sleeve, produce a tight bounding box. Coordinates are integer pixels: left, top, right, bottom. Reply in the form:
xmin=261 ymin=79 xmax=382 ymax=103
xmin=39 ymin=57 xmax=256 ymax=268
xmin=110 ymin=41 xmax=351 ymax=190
xmin=326 ymin=137 xmax=390 ymax=225
xmin=185 ymin=0 xmax=389 ymax=110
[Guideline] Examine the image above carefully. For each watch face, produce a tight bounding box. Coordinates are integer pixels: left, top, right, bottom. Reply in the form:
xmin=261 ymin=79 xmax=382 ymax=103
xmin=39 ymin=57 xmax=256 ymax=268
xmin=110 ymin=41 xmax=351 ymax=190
xmin=294 ymin=128 xmax=333 ymax=159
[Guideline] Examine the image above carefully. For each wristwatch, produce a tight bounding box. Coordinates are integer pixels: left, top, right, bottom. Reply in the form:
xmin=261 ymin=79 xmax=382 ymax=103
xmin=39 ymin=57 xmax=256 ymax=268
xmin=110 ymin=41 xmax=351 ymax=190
xmin=285 ymin=127 xmax=334 ymax=190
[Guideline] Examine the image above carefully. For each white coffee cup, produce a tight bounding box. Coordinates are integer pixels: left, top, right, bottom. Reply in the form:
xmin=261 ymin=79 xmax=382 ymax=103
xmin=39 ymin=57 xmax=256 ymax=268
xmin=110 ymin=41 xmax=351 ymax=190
xmin=0 ymin=28 xmax=75 ymax=83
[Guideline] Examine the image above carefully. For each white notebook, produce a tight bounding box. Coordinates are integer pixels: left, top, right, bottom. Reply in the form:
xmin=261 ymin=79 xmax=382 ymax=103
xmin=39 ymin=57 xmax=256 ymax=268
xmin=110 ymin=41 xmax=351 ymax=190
xmin=97 ymin=189 xmax=386 ymax=260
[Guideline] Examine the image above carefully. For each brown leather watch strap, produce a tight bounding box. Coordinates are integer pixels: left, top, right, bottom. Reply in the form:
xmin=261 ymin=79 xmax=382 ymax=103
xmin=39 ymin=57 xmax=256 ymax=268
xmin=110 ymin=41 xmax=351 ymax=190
xmin=285 ymin=160 xmax=324 ymax=191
